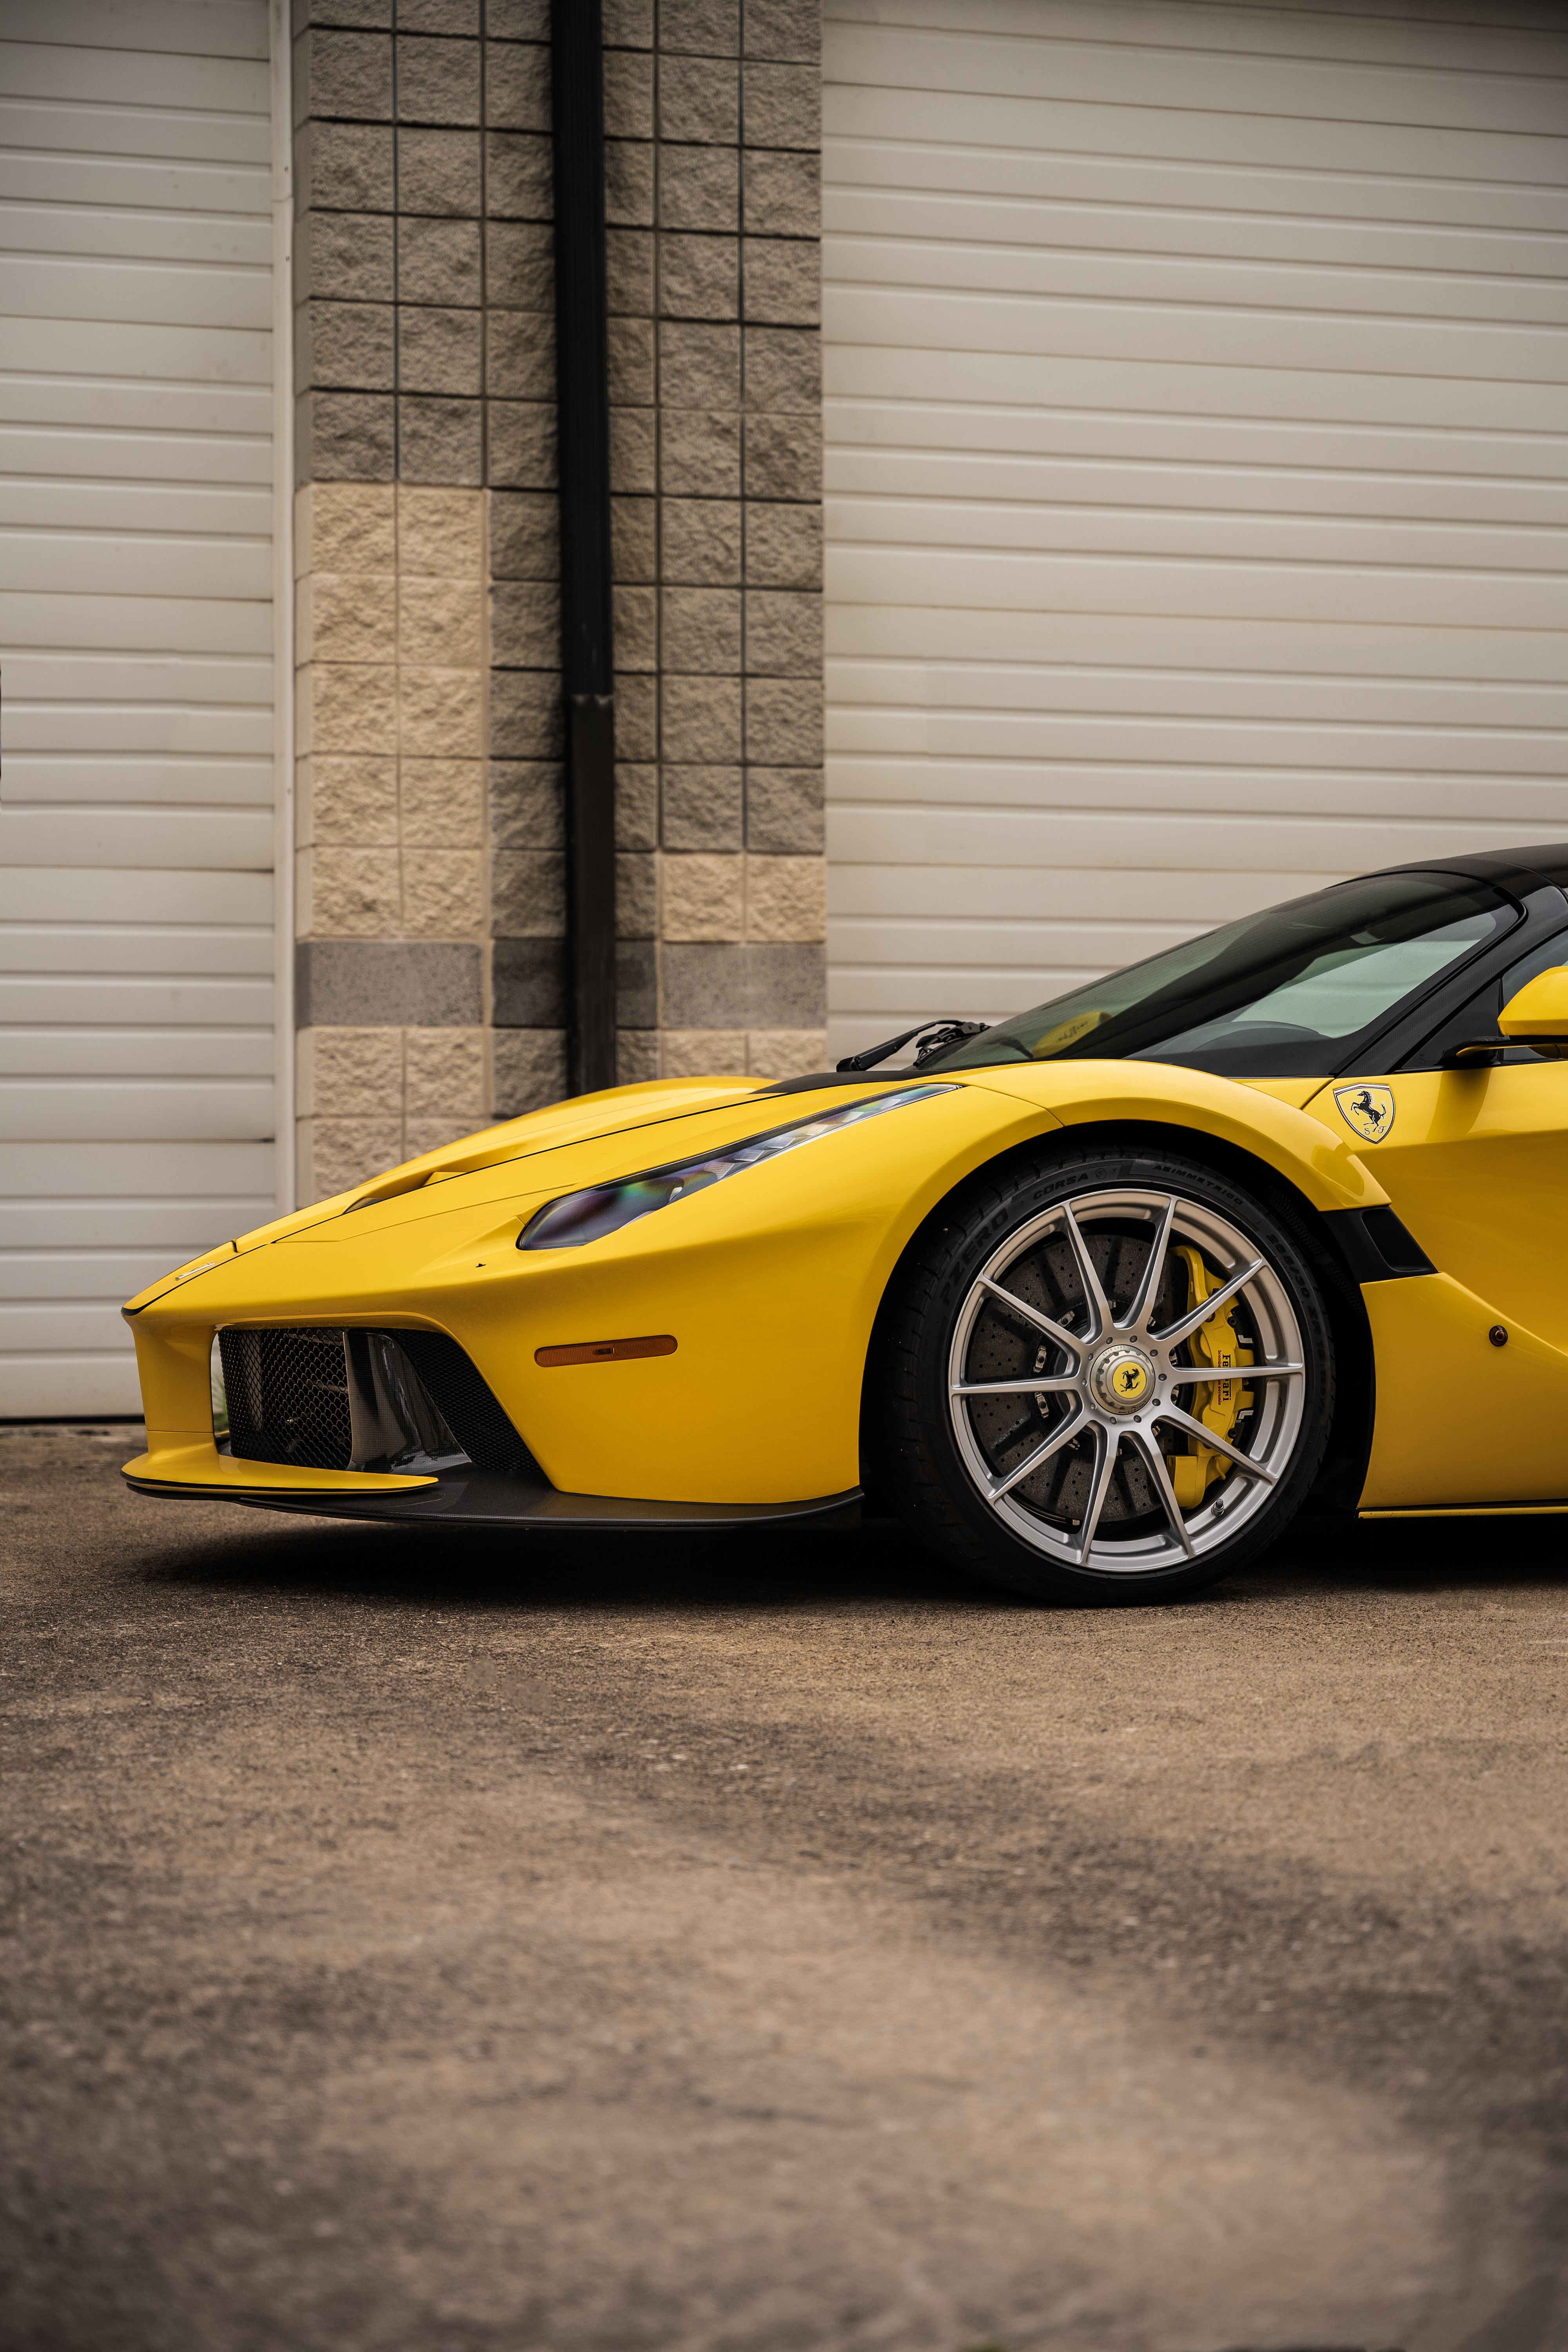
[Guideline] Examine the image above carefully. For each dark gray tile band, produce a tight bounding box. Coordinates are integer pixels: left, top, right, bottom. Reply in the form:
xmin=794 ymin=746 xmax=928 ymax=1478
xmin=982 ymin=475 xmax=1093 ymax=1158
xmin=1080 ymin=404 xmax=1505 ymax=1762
xmin=661 ymin=941 xmax=824 ymax=1028
xmin=492 ymin=936 xmax=655 ymax=1029
xmin=296 ymin=940 xmax=484 ymax=1027
xmin=616 ymin=938 xmax=657 ymax=1028
xmin=492 ymin=935 xmax=564 ymax=1027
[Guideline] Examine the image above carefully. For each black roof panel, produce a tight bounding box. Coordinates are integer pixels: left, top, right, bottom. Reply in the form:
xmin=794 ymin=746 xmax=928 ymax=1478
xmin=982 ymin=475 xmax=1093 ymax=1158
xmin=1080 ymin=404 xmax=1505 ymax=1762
xmin=1366 ymin=843 xmax=1568 ymax=897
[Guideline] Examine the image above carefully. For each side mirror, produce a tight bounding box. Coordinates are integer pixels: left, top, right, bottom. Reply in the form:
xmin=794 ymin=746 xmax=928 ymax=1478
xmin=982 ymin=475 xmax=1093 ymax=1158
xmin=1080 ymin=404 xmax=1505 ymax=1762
xmin=1498 ymin=964 xmax=1568 ymax=1060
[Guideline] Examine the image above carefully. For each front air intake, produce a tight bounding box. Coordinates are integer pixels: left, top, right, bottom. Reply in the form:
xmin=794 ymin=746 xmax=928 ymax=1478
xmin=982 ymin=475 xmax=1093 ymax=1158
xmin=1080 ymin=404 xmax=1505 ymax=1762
xmin=217 ymin=1327 xmax=541 ymax=1480
xmin=220 ymin=1326 xmax=354 ymax=1469
xmin=388 ymin=1329 xmax=538 ymax=1475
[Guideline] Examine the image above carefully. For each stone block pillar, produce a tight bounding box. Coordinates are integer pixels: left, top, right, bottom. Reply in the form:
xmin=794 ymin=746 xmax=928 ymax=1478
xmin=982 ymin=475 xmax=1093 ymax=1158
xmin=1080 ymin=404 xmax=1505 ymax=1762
xmin=608 ymin=0 xmax=826 ymax=1083
xmin=289 ymin=0 xmax=826 ymax=1201
xmin=294 ymin=482 xmax=490 ymax=1200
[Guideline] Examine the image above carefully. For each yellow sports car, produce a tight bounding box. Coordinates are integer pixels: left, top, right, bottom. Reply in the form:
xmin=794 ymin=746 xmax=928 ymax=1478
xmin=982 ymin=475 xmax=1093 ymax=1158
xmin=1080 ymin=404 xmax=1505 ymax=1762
xmin=123 ymin=848 xmax=1568 ymax=1601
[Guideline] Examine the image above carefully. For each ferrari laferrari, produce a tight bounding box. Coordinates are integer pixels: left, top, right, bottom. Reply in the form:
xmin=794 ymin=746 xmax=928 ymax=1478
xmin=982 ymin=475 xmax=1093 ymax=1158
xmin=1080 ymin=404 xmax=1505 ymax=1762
xmin=123 ymin=847 xmax=1568 ymax=1601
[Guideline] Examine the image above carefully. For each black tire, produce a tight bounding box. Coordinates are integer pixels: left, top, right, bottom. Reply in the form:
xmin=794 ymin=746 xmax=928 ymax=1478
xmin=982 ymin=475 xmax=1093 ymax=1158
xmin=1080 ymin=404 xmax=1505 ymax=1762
xmin=866 ymin=1145 xmax=1335 ymax=1603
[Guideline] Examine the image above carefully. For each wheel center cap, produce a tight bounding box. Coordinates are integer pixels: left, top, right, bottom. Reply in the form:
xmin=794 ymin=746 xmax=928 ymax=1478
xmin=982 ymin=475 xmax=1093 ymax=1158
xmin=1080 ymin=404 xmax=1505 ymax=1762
xmin=1090 ymin=1344 xmax=1155 ymax=1415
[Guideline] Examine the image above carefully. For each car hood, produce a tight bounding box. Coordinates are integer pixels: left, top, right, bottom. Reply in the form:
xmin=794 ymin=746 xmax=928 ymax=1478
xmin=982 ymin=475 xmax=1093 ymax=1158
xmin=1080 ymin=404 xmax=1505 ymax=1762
xmin=285 ymin=1074 xmax=775 ymax=1231
xmin=120 ymin=1074 xmax=823 ymax=1310
xmin=120 ymin=1054 xmax=1387 ymax=1321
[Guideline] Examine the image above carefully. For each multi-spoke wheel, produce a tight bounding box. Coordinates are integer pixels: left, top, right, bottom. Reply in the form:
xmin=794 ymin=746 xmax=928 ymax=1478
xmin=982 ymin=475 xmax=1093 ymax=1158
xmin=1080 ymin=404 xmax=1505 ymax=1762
xmin=870 ymin=1149 xmax=1334 ymax=1601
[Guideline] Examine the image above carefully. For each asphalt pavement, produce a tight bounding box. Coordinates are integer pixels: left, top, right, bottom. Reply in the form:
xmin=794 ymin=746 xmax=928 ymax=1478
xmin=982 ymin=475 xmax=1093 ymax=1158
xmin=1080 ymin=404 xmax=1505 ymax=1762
xmin=3 ymin=1423 xmax=1567 ymax=2352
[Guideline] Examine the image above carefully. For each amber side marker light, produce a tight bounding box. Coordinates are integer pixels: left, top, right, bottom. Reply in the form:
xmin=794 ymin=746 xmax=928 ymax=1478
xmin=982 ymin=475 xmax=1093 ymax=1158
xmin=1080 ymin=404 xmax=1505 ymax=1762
xmin=535 ymin=1335 xmax=677 ymax=1367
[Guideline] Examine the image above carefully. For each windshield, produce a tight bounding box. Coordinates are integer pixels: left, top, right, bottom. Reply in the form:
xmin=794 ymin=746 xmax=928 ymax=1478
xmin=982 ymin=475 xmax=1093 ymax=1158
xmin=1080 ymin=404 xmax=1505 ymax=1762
xmin=923 ymin=872 xmax=1519 ymax=1078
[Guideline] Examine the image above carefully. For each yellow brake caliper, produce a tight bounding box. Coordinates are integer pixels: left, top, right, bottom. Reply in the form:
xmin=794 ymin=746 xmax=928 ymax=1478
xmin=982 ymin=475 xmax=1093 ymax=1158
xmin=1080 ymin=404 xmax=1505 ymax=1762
xmin=1167 ymin=1245 xmax=1254 ymax=1512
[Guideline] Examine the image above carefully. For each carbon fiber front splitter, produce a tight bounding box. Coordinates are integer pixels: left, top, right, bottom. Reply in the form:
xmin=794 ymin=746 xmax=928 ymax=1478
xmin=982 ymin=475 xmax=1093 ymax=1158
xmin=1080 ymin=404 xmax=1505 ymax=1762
xmin=122 ymin=1467 xmax=864 ymax=1532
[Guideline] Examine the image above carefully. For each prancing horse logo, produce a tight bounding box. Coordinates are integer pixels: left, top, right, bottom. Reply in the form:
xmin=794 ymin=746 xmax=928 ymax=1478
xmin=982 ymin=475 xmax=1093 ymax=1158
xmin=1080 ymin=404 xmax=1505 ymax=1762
xmin=1116 ymin=1365 xmax=1144 ymax=1396
xmin=1334 ymin=1083 xmax=1396 ymax=1144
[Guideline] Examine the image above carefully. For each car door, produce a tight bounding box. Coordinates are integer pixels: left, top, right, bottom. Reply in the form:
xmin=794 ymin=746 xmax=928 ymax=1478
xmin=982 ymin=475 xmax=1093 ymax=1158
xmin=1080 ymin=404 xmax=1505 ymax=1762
xmin=1355 ymin=926 xmax=1568 ymax=1347
xmin=1313 ymin=920 xmax=1568 ymax=1506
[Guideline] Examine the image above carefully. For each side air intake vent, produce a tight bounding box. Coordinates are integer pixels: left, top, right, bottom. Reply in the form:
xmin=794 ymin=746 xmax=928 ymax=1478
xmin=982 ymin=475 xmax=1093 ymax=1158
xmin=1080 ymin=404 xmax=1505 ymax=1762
xmin=1360 ymin=1206 xmax=1435 ymax=1278
xmin=218 ymin=1327 xmax=542 ymax=1481
xmin=1322 ymin=1206 xmax=1436 ymax=1286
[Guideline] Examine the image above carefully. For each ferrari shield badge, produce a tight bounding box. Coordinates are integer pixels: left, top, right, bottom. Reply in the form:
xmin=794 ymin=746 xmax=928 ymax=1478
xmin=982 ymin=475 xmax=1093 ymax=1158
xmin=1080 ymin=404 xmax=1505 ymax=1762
xmin=1334 ymin=1083 xmax=1395 ymax=1144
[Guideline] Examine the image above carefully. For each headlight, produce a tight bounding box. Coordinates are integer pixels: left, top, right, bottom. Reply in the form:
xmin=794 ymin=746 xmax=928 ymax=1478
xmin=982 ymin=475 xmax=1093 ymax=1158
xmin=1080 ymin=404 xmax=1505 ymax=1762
xmin=517 ymin=1084 xmax=955 ymax=1251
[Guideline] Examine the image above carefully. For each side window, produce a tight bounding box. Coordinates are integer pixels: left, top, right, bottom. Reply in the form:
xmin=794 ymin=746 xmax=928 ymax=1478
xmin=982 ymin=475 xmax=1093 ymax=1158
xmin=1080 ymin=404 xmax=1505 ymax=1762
xmin=1407 ymin=926 xmax=1568 ymax=1069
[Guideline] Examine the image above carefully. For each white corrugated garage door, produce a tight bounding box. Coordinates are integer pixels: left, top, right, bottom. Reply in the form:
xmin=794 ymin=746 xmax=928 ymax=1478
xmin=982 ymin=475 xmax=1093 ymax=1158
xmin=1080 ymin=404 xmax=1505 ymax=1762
xmin=0 ymin=0 xmax=279 ymax=1416
xmin=822 ymin=0 xmax=1568 ymax=1061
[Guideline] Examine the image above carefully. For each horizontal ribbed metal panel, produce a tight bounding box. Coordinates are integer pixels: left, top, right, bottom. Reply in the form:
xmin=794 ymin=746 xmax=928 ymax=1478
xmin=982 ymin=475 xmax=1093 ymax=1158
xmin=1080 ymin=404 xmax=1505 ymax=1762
xmin=822 ymin=0 xmax=1568 ymax=1057
xmin=0 ymin=0 xmax=276 ymax=1416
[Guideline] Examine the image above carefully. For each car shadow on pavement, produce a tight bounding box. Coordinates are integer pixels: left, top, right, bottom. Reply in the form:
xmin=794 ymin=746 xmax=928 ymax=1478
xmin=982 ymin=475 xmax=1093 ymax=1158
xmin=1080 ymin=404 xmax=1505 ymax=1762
xmin=126 ymin=1494 xmax=1568 ymax=1616
xmin=1267 ymin=1507 xmax=1568 ymax=1600
xmin=132 ymin=1508 xmax=991 ymax=1613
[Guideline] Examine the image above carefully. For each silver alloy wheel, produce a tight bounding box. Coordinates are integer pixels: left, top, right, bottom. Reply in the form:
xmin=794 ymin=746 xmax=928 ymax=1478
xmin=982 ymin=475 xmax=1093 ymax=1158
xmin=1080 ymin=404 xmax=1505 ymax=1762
xmin=946 ymin=1187 xmax=1308 ymax=1573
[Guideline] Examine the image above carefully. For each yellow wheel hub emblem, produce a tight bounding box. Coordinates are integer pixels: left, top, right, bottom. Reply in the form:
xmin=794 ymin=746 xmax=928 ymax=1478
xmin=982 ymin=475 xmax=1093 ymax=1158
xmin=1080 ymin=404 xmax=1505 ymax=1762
xmin=1090 ymin=1346 xmax=1154 ymax=1414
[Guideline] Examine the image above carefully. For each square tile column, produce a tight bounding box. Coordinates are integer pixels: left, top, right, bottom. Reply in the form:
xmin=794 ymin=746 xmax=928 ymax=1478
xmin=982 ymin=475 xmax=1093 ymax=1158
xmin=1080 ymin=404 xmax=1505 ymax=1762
xmin=291 ymin=0 xmax=826 ymax=1200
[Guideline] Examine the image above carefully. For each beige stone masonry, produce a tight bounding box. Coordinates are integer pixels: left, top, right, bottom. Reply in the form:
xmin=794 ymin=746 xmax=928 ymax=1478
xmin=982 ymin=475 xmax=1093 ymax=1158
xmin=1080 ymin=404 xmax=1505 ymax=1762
xmin=603 ymin=0 xmax=825 ymax=1077
xmin=302 ymin=847 xmax=401 ymax=938
xmin=296 ymin=481 xmax=395 ymax=577
xmin=301 ymin=1120 xmax=405 ymax=1204
xmin=403 ymin=851 xmax=485 ymax=938
xmin=744 ymin=853 xmax=826 ymax=942
xmin=299 ymin=755 xmax=397 ymax=847
xmin=401 ymin=758 xmax=483 ymax=846
xmin=405 ymin=1025 xmax=486 ymax=1128
xmin=661 ymin=853 xmax=744 ymax=942
xmin=659 ymin=1027 xmax=748 ymax=1078
xmin=615 ymin=849 xmax=657 ymax=938
xmin=399 ymin=576 xmax=485 ymax=667
xmin=298 ymin=570 xmax=396 ymax=665
xmin=291 ymin=9 xmax=826 ymax=1142
xmin=615 ymin=1031 xmax=659 ymax=1086
xmin=655 ymin=851 xmax=827 ymax=944
xmin=745 ymin=1028 xmax=829 ymax=1081
xmin=300 ymin=661 xmax=398 ymax=755
xmin=296 ymin=1025 xmax=490 ymax=1205
xmin=295 ymin=482 xmax=491 ymax=1203
xmin=398 ymin=486 xmax=483 ymax=577
xmin=301 ymin=1025 xmax=401 ymax=1119
xmin=398 ymin=666 xmax=485 ymax=759
xmin=493 ymin=1029 xmax=570 ymax=1120
xmin=658 ymin=1028 xmax=827 ymax=1081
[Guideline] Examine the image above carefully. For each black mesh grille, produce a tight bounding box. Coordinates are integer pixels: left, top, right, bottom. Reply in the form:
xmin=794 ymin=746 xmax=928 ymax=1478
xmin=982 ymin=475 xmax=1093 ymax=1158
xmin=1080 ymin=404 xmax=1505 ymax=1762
xmin=220 ymin=1327 xmax=353 ymax=1470
xmin=219 ymin=1324 xmax=540 ymax=1481
xmin=392 ymin=1329 xmax=540 ymax=1477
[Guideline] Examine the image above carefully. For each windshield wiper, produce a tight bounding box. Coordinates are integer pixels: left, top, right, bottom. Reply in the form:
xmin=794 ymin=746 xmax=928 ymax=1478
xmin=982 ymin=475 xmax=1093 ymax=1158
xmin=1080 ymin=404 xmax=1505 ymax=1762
xmin=837 ymin=1020 xmax=989 ymax=1074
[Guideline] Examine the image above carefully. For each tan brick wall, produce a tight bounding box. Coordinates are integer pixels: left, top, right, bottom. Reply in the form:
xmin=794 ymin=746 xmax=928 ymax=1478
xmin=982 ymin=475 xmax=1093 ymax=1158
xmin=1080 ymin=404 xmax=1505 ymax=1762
xmin=655 ymin=847 xmax=825 ymax=1076
xmin=295 ymin=482 xmax=491 ymax=1201
xmin=298 ymin=1025 xmax=489 ymax=1201
xmin=660 ymin=1027 xmax=824 ymax=1081
xmin=291 ymin=1 xmax=828 ymax=1169
xmin=597 ymin=0 xmax=828 ymax=1094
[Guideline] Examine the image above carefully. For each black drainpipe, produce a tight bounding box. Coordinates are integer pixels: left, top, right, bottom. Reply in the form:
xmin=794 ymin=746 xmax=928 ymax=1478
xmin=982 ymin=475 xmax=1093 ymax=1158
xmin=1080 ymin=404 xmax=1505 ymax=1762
xmin=550 ymin=0 xmax=617 ymax=1094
